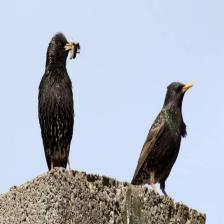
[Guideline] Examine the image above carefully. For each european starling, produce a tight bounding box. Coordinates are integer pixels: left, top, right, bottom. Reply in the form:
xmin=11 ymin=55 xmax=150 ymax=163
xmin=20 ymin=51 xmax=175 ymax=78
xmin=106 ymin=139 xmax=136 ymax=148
xmin=131 ymin=82 xmax=193 ymax=196
xmin=38 ymin=33 xmax=80 ymax=171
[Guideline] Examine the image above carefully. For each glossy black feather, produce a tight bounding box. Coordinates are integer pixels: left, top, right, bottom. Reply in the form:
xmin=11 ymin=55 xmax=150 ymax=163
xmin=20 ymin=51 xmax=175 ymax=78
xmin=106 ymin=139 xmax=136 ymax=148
xmin=131 ymin=82 xmax=191 ymax=195
xmin=38 ymin=33 xmax=74 ymax=170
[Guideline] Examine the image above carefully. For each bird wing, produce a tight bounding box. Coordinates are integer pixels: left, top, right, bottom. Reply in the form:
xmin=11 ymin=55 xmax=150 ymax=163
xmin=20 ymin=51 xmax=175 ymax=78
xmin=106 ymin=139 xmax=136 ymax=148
xmin=132 ymin=114 xmax=166 ymax=183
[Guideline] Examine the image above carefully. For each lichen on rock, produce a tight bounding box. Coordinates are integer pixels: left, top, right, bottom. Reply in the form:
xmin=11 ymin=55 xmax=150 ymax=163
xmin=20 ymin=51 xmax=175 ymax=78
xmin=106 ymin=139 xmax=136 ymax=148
xmin=0 ymin=168 xmax=206 ymax=224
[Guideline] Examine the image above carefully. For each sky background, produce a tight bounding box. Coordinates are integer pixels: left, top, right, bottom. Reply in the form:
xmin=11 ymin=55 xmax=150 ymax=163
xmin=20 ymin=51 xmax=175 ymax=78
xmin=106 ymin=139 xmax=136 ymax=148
xmin=0 ymin=0 xmax=223 ymax=223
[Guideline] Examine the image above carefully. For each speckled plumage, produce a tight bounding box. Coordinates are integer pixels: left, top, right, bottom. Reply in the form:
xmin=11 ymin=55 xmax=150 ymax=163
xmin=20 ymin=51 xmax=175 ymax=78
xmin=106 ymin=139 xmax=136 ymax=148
xmin=131 ymin=82 xmax=192 ymax=196
xmin=38 ymin=33 xmax=79 ymax=170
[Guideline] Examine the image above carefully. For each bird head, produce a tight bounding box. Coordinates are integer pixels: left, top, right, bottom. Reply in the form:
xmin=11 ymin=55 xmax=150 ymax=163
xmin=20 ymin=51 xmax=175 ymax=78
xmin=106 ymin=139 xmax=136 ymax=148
xmin=46 ymin=33 xmax=80 ymax=66
xmin=164 ymin=82 xmax=193 ymax=108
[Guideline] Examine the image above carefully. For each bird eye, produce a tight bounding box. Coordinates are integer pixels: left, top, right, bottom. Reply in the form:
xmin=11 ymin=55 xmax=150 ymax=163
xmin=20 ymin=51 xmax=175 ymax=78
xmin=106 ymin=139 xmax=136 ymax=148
xmin=176 ymin=85 xmax=182 ymax=92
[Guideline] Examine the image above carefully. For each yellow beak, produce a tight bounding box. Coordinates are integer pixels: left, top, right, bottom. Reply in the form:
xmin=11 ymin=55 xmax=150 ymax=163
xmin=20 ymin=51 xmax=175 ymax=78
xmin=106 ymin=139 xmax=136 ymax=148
xmin=182 ymin=83 xmax=193 ymax=93
xmin=64 ymin=42 xmax=75 ymax=52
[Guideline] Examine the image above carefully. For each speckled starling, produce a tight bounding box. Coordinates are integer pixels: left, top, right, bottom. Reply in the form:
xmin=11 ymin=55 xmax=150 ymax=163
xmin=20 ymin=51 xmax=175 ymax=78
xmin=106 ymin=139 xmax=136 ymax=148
xmin=131 ymin=82 xmax=193 ymax=196
xmin=38 ymin=33 xmax=80 ymax=171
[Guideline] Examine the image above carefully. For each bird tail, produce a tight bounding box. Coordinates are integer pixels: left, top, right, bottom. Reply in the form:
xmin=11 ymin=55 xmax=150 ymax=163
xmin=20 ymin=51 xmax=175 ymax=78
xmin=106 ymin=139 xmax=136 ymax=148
xmin=45 ymin=147 xmax=69 ymax=170
xmin=131 ymin=177 xmax=138 ymax=185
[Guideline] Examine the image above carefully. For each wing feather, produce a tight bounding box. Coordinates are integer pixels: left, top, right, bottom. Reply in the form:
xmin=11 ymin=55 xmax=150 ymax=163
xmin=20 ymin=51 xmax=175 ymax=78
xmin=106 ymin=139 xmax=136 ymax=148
xmin=131 ymin=115 xmax=165 ymax=183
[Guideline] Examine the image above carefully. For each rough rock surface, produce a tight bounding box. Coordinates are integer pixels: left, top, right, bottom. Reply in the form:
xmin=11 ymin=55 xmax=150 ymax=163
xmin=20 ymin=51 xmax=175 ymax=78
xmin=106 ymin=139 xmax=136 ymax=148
xmin=0 ymin=168 xmax=205 ymax=224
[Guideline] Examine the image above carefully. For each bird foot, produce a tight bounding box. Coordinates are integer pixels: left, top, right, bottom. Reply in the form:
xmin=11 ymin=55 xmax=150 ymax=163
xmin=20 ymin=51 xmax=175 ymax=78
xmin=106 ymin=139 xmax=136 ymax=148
xmin=68 ymin=169 xmax=73 ymax=176
xmin=161 ymin=189 xmax=168 ymax=197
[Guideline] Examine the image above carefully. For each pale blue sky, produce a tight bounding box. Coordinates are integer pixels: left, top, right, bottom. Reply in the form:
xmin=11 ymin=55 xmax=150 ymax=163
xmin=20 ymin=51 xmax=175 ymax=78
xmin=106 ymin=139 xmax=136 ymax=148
xmin=0 ymin=1 xmax=223 ymax=223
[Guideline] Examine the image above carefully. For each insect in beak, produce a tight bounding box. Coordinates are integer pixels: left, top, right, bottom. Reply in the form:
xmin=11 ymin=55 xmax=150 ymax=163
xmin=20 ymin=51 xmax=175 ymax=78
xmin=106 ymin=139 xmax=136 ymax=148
xmin=64 ymin=42 xmax=80 ymax=59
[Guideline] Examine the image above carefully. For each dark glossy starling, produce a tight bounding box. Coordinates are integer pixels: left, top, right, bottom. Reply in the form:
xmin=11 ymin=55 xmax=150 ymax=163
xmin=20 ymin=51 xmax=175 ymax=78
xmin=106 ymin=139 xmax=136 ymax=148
xmin=131 ymin=82 xmax=193 ymax=196
xmin=38 ymin=33 xmax=80 ymax=171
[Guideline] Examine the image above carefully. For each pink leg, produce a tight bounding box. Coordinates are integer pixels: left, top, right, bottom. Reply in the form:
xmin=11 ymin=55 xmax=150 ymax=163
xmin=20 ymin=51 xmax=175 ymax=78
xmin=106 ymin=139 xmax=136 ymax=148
xmin=67 ymin=159 xmax=73 ymax=176
xmin=148 ymin=172 xmax=157 ymax=193
xmin=150 ymin=182 xmax=157 ymax=193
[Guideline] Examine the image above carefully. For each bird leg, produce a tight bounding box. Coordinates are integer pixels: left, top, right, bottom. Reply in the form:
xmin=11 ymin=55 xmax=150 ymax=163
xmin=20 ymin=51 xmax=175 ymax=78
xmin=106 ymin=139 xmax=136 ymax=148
xmin=150 ymin=183 xmax=157 ymax=193
xmin=148 ymin=172 xmax=157 ymax=193
xmin=160 ymin=181 xmax=168 ymax=197
xmin=67 ymin=159 xmax=73 ymax=176
xmin=50 ymin=161 xmax=54 ymax=170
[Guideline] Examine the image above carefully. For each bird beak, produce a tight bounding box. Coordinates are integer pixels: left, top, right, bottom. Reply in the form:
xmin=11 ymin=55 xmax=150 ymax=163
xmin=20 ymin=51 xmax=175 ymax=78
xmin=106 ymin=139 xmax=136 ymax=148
xmin=64 ymin=42 xmax=80 ymax=59
xmin=182 ymin=83 xmax=193 ymax=93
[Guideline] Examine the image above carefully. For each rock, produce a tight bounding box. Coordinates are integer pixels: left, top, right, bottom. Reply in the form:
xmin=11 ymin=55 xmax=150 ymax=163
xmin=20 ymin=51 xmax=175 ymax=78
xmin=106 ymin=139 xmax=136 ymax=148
xmin=0 ymin=168 xmax=206 ymax=224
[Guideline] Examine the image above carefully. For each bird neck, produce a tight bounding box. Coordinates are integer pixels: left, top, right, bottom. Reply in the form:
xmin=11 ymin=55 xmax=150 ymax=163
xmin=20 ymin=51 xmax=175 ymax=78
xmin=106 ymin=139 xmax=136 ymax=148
xmin=45 ymin=57 xmax=67 ymax=71
xmin=165 ymin=102 xmax=183 ymax=124
xmin=44 ymin=60 xmax=68 ymax=79
xmin=165 ymin=100 xmax=183 ymax=114
xmin=45 ymin=47 xmax=68 ymax=70
xmin=164 ymin=101 xmax=186 ymax=136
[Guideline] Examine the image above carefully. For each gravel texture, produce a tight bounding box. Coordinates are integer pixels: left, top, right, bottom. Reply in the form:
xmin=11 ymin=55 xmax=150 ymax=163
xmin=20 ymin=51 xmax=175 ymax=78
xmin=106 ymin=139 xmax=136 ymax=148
xmin=0 ymin=168 xmax=206 ymax=224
